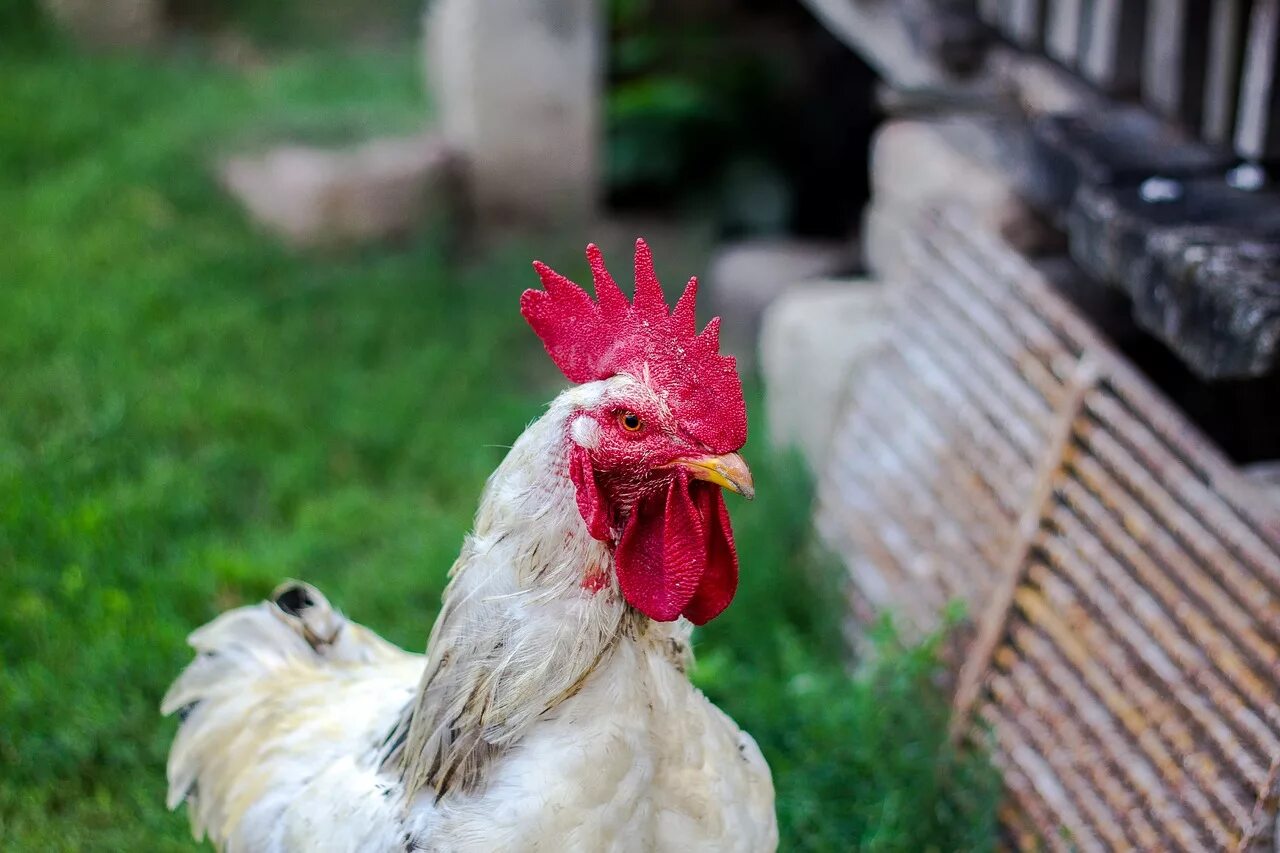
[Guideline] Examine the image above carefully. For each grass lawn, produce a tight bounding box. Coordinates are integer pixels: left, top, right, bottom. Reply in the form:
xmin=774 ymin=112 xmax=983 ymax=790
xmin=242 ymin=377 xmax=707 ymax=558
xmin=0 ymin=28 xmax=999 ymax=852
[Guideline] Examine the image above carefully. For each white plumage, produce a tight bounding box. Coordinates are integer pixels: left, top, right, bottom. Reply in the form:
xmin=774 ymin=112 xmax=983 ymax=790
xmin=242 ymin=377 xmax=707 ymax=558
xmin=162 ymin=378 xmax=777 ymax=851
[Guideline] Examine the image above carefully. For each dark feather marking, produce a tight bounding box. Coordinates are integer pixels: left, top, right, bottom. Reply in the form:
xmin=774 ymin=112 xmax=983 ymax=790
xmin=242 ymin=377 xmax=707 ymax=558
xmin=273 ymin=584 xmax=315 ymax=617
xmin=375 ymin=700 xmax=414 ymax=769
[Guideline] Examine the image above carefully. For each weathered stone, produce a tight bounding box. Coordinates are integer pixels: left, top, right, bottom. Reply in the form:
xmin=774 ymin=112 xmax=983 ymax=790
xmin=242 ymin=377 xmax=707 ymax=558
xmin=704 ymin=238 xmax=857 ymax=364
xmin=1137 ymin=233 xmax=1280 ymax=380
xmin=867 ymin=118 xmax=1050 ymax=271
xmin=41 ymin=0 xmax=161 ymax=48
xmin=424 ymin=0 xmax=601 ymax=225
xmin=1069 ymin=178 xmax=1280 ymax=287
xmin=1068 ymin=178 xmax=1280 ymax=379
xmin=219 ymin=133 xmax=460 ymax=249
xmin=870 ymin=118 xmax=1024 ymax=219
xmin=758 ymin=281 xmax=888 ymax=468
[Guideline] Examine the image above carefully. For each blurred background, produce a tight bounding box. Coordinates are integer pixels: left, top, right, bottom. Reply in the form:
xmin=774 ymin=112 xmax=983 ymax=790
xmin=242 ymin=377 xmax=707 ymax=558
xmin=5 ymin=0 xmax=1280 ymax=850
xmin=0 ymin=1 xmax=995 ymax=851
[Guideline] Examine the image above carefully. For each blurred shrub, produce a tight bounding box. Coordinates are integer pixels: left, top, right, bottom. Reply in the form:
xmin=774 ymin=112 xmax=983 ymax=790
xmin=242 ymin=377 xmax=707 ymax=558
xmin=174 ymin=0 xmax=422 ymax=45
xmin=606 ymin=0 xmax=876 ymax=238
xmin=0 ymin=0 xmax=54 ymax=50
xmin=605 ymin=0 xmax=786 ymax=217
xmin=1 ymin=0 xmax=422 ymax=52
xmin=0 ymin=41 xmax=518 ymax=849
xmin=695 ymin=440 xmax=1003 ymax=852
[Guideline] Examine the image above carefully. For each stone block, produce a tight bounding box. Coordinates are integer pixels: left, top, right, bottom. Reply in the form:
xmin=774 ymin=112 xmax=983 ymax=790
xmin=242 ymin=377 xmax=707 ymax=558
xmin=219 ymin=132 xmax=460 ymax=249
xmin=758 ymin=281 xmax=888 ymax=468
xmin=704 ymin=238 xmax=856 ymax=363
xmin=866 ymin=118 xmax=1054 ymax=271
xmin=1139 ymin=233 xmax=1280 ymax=380
xmin=41 ymin=0 xmax=161 ymax=48
xmin=1068 ymin=178 xmax=1280 ymax=379
xmin=424 ymin=0 xmax=601 ymax=225
xmin=865 ymin=119 xmax=1034 ymax=225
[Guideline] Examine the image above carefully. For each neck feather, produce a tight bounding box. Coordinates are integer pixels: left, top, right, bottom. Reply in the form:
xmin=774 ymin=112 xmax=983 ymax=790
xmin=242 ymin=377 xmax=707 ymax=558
xmin=388 ymin=386 xmax=643 ymax=800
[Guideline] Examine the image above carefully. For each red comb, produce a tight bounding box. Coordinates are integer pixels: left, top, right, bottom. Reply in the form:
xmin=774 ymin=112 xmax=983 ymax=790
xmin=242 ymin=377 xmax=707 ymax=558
xmin=521 ymin=239 xmax=746 ymax=454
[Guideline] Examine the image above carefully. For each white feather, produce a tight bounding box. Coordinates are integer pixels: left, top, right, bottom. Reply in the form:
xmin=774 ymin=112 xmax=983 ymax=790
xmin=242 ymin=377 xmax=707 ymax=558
xmin=163 ymin=378 xmax=777 ymax=851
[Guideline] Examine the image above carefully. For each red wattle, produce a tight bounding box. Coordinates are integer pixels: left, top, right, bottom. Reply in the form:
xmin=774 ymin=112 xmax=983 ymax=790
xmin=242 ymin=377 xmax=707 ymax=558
xmin=613 ymin=473 xmax=739 ymax=623
xmin=615 ymin=475 xmax=705 ymax=621
xmin=680 ymin=482 xmax=739 ymax=625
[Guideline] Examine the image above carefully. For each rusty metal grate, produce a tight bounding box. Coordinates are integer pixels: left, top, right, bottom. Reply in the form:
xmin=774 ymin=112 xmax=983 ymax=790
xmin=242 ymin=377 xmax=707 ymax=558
xmin=817 ymin=203 xmax=1088 ymax=638
xmin=817 ymin=202 xmax=1280 ymax=849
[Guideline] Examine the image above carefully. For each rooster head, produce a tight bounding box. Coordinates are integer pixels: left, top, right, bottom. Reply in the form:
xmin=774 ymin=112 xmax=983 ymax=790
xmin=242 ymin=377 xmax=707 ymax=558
xmin=521 ymin=239 xmax=750 ymax=625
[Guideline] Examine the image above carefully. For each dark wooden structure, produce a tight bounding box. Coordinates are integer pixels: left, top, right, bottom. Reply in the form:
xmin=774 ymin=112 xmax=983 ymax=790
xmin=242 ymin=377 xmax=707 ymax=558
xmin=978 ymin=0 xmax=1280 ymax=161
xmin=799 ymin=0 xmax=1280 ymax=848
xmin=816 ymin=199 xmax=1280 ymax=850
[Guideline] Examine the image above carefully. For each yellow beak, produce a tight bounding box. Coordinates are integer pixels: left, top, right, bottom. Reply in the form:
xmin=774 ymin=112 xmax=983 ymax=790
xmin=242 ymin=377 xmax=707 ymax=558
xmin=671 ymin=452 xmax=755 ymax=500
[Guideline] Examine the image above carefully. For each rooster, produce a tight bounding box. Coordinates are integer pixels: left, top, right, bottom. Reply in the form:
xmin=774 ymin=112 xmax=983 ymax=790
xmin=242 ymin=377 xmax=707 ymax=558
xmin=162 ymin=239 xmax=778 ymax=852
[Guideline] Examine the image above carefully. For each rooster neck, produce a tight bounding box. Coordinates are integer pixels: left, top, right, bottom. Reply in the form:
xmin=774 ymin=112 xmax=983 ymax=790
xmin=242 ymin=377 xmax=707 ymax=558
xmin=471 ymin=388 xmax=614 ymax=591
xmin=390 ymin=385 xmax=691 ymax=801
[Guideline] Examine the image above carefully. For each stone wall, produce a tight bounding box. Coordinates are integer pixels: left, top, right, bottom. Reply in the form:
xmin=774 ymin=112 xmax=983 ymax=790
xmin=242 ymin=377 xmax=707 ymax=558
xmin=41 ymin=0 xmax=162 ymax=48
xmin=424 ymin=0 xmax=601 ymax=224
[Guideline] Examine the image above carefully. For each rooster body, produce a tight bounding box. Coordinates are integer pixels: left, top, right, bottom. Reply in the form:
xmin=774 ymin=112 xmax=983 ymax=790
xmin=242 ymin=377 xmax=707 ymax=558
xmin=164 ymin=244 xmax=778 ymax=851
xmin=162 ymin=599 xmax=773 ymax=852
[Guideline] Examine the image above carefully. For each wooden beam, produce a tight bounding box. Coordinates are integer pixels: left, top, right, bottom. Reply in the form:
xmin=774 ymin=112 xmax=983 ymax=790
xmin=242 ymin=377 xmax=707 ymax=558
xmin=1236 ymin=0 xmax=1280 ymax=159
xmin=1045 ymin=0 xmax=1086 ymax=67
xmin=1079 ymin=0 xmax=1146 ymax=95
xmin=797 ymin=0 xmax=953 ymax=88
xmin=950 ymin=357 xmax=1098 ymax=743
xmin=1203 ymin=0 xmax=1254 ymax=145
xmin=1004 ymin=0 xmax=1046 ymax=49
xmin=1143 ymin=0 xmax=1213 ymax=127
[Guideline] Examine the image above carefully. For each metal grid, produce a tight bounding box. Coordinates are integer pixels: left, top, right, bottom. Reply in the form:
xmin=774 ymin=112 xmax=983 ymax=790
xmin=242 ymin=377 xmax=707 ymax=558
xmin=817 ymin=202 xmax=1280 ymax=849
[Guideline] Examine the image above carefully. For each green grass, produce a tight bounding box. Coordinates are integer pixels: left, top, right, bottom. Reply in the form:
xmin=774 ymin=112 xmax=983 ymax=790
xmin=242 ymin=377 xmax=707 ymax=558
xmin=0 ymin=35 xmax=999 ymax=852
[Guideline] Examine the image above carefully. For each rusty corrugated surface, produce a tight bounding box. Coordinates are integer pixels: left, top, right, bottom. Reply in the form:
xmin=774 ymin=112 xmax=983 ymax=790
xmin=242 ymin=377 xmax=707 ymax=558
xmin=817 ymin=202 xmax=1280 ymax=850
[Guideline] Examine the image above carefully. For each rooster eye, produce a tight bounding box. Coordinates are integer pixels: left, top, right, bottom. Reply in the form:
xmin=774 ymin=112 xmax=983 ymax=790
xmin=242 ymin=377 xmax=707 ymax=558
xmin=619 ymin=411 xmax=643 ymax=432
